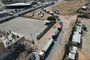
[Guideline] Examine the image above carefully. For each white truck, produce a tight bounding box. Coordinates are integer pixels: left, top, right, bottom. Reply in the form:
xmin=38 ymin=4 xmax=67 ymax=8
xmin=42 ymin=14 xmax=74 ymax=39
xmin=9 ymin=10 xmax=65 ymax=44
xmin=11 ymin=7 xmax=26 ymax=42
xmin=39 ymin=39 xmax=54 ymax=60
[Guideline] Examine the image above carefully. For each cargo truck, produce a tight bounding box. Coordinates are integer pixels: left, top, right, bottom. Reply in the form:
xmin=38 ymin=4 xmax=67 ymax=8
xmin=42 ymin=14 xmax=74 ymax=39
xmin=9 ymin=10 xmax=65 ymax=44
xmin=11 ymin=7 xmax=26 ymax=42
xmin=39 ymin=39 xmax=54 ymax=60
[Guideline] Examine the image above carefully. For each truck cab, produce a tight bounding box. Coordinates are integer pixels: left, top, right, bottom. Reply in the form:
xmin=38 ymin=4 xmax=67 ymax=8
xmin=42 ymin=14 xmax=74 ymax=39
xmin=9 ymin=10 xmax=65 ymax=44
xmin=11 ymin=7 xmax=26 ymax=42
xmin=39 ymin=51 xmax=45 ymax=60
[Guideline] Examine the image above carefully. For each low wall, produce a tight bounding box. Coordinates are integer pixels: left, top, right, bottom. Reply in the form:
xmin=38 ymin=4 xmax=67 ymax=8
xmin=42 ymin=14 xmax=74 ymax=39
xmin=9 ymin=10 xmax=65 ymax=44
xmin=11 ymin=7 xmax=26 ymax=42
xmin=36 ymin=22 xmax=55 ymax=40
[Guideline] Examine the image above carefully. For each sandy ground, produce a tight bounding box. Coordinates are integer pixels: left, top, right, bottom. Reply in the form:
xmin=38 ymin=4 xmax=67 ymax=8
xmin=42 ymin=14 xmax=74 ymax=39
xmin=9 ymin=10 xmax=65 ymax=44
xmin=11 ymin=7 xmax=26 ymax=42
xmin=46 ymin=1 xmax=85 ymax=60
xmin=36 ymin=24 xmax=57 ymax=51
xmin=16 ymin=23 xmax=58 ymax=60
xmin=51 ymin=15 xmax=77 ymax=60
xmin=78 ymin=18 xmax=90 ymax=60
xmin=0 ymin=0 xmax=87 ymax=60
xmin=23 ymin=8 xmax=52 ymax=21
xmin=23 ymin=0 xmax=84 ymax=21
xmin=36 ymin=23 xmax=61 ymax=60
xmin=78 ymin=49 xmax=88 ymax=60
xmin=16 ymin=1 xmax=84 ymax=60
xmin=46 ymin=0 xmax=84 ymax=15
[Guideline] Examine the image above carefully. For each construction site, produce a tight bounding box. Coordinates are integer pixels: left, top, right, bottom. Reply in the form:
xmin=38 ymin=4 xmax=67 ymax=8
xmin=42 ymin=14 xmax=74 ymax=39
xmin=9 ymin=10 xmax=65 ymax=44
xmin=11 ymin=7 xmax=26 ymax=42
xmin=0 ymin=0 xmax=90 ymax=60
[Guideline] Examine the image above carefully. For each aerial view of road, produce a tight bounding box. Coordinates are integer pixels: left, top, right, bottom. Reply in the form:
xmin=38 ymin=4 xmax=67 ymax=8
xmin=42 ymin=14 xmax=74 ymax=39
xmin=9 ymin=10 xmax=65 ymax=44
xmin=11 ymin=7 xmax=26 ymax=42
xmin=0 ymin=0 xmax=90 ymax=60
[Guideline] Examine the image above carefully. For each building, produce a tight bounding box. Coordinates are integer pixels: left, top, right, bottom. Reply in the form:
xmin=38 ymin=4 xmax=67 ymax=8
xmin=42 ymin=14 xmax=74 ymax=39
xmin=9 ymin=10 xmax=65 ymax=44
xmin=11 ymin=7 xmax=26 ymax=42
xmin=0 ymin=30 xmax=25 ymax=60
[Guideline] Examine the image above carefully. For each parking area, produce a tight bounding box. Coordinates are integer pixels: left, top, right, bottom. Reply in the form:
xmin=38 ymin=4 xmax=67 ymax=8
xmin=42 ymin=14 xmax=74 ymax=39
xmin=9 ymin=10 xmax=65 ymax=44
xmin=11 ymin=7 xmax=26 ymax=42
xmin=0 ymin=17 xmax=46 ymax=40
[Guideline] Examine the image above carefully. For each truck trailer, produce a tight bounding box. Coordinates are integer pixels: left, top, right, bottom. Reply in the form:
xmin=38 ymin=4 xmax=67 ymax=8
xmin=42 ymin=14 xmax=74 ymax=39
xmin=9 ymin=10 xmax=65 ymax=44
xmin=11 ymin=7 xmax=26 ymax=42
xmin=39 ymin=39 xmax=54 ymax=60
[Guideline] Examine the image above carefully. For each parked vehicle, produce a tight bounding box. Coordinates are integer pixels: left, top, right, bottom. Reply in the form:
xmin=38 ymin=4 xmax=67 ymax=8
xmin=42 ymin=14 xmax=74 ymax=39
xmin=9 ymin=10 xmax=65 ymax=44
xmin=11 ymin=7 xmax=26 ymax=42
xmin=52 ymin=30 xmax=60 ymax=39
xmin=39 ymin=39 xmax=54 ymax=60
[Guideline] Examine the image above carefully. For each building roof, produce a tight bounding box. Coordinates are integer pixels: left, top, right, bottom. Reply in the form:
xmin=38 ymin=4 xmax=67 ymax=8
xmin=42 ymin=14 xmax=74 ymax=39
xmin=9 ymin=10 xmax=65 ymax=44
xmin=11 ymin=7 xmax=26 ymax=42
xmin=6 ymin=3 xmax=32 ymax=7
xmin=0 ymin=31 xmax=24 ymax=48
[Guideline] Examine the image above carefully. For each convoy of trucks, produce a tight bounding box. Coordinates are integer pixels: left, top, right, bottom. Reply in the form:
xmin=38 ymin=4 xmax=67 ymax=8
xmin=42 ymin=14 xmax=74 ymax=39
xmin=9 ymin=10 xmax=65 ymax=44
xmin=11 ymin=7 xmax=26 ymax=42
xmin=39 ymin=22 xmax=63 ymax=60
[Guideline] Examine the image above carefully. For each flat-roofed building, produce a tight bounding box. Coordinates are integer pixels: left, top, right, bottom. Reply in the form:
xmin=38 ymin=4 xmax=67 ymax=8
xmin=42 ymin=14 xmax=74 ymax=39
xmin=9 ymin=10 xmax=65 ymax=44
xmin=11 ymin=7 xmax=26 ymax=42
xmin=0 ymin=31 xmax=24 ymax=48
xmin=0 ymin=30 xmax=25 ymax=60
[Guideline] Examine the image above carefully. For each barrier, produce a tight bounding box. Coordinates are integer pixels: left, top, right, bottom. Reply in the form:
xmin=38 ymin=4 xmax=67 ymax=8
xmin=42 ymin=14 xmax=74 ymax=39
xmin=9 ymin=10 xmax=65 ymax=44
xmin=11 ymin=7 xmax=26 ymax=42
xmin=36 ymin=22 xmax=55 ymax=40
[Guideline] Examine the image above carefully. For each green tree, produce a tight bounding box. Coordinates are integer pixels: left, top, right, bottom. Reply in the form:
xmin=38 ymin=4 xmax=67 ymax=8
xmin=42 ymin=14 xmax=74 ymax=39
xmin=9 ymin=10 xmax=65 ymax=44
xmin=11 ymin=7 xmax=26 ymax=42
xmin=47 ymin=16 xmax=56 ymax=22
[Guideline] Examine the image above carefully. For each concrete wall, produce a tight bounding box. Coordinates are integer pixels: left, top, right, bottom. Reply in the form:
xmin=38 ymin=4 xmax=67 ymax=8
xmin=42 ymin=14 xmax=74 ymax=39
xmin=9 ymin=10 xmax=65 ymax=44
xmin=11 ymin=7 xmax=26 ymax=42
xmin=36 ymin=22 xmax=55 ymax=40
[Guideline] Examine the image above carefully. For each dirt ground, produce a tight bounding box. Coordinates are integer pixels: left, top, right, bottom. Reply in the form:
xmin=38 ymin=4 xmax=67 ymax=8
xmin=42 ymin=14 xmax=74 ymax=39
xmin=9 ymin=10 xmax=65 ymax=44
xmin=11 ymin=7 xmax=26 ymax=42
xmin=34 ymin=1 xmax=82 ymax=59
xmin=23 ymin=0 xmax=84 ymax=21
xmin=51 ymin=15 xmax=77 ymax=60
xmin=15 ymin=0 xmax=90 ymax=60
xmin=23 ymin=9 xmax=52 ymax=21
xmin=78 ymin=18 xmax=90 ymax=60
xmin=78 ymin=49 xmax=88 ymax=60
xmin=46 ymin=0 xmax=84 ymax=15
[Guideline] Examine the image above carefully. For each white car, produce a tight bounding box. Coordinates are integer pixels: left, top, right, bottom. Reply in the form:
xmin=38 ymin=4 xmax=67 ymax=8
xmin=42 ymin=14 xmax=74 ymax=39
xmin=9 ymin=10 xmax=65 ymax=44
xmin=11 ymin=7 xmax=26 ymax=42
xmin=45 ymin=20 xmax=52 ymax=25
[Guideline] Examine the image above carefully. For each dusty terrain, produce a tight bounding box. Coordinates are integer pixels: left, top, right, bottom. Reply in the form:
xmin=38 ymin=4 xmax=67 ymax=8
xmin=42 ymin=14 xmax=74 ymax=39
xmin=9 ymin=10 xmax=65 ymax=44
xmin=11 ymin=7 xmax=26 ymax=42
xmin=51 ymin=15 xmax=77 ymax=60
xmin=44 ymin=1 xmax=84 ymax=60
xmin=46 ymin=0 xmax=84 ymax=15
xmin=23 ymin=8 xmax=52 ymax=21
xmin=78 ymin=18 xmax=90 ymax=60
xmin=18 ymin=0 xmax=85 ymax=60
xmin=23 ymin=0 xmax=84 ymax=20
